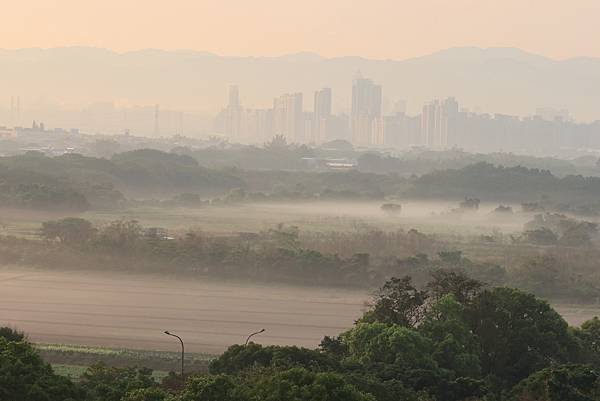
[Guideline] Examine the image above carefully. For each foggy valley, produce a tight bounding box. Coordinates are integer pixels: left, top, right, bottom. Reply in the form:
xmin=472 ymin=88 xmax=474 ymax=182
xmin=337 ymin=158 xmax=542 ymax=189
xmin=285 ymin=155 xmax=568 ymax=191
xmin=3 ymin=1 xmax=600 ymax=400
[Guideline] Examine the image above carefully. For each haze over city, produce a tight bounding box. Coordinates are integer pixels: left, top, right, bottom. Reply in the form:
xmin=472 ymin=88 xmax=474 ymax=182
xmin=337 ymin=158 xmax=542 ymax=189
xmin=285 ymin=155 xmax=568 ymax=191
xmin=2 ymin=1 xmax=600 ymax=153
xmin=3 ymin=2 xmax=600 ymax=401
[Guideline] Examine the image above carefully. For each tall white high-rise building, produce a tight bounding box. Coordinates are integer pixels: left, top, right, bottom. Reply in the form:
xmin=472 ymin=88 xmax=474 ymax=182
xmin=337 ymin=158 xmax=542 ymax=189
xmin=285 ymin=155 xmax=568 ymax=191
xmin=351 ymin=75 xmax=382 ymax=146
xmin=224 ymin=85 xmax=243 ymax=139
xmin=273 ymin=92 xmax=304 ymax=143
xmin=313 ymin=88 xmax=332 ymax=143
xmin=421 ymin=97 xmax=458 ymax=148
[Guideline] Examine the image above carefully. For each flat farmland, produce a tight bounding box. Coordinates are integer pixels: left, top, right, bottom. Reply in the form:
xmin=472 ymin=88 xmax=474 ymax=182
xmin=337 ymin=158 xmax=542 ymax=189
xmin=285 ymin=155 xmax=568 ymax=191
xmin=0 ymin=267 xmax=368 ymax=354
xmin=2 ymin=267 xmax=598 ymax=356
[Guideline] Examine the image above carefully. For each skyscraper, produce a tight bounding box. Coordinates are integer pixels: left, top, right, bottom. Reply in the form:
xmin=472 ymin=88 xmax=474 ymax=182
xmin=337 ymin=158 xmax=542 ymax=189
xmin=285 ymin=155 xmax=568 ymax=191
xmin=273 ymin=93 xmax=304 ymax=143
xmin=228 ymin=85 xmax=240 ymax=107
xmin=421 ymin=97 xmax=459 ymax=148
xmin=442 ymin=97 xmax=459 ymax=146
xmin=313 ymin=88 xmax=332 ymax=143
xmin=351 ymin=75 xmax=382 ymax=146
xmin=224 ymin=85 xmax=243 ymax=139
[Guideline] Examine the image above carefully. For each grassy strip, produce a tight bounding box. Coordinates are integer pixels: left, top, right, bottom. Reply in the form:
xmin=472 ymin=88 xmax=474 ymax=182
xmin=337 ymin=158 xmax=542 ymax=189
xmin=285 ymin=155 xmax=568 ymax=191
xmin=38 ymin=343 xmax=213 ymax=375
xmin=51 ymin=364 xmax=170 ymax=382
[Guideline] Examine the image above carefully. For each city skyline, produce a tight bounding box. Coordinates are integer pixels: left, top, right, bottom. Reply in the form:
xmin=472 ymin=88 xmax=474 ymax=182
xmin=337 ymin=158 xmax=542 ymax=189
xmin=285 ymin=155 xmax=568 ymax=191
xmin=1 ymin=46 xmax=599 ymax=124
xmin=212 ymin=78 xmax=595 ymax=155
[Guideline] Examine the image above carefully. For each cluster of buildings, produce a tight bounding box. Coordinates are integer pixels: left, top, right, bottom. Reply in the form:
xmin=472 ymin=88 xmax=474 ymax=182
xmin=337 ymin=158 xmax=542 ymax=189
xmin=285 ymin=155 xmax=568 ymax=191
xmin=215 ymin=86 xmax=342 ymax=146
xmin=215 ymin=76 xmax=388 ymax=147
xmin=215 ymin=75 xmax=600 ymax=153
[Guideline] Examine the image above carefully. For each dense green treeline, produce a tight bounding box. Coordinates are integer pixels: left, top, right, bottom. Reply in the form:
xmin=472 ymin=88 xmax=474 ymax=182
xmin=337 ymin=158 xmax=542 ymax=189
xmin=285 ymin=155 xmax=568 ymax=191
xmin=356 ymin=150 xmax=581 ymax=177
xmin=2 ymin=274 xmax=600 ymax=400
xmin=0 ymin=150 xmax=243 ymax=209
xmin=409 ymin=162 xmax=600 ymax=203
xmin=5 ymin=149 xmax=600 ymax=211
xmin=175 ymin=140 xmax=584 ymax=178
xmin=1 ymin=218 xmax=599 ymax=302
xmin=0 ymin=164 xmax=91 ymax=211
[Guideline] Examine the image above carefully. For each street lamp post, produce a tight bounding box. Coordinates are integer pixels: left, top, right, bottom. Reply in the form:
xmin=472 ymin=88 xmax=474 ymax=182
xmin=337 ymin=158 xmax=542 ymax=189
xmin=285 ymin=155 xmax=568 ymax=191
xmin=164 ymin=330 xmax=184 ymax=377
xmin=245 ymin=328 xmax=266 ymax=346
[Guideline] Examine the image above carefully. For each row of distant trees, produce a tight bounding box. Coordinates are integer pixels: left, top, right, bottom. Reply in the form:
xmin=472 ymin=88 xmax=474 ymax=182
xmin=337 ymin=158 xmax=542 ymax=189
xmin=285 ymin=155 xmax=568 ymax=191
xmin=13 ymin=217 xmax=597 ymax=301
xmin=8 ymin=150 xmax=600 ymax=212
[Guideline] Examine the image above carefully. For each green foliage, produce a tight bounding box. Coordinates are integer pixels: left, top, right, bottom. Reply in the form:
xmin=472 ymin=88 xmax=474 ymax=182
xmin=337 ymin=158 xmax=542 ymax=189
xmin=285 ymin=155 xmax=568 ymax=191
xmin=4 ymin=275 xmax=600 ymax=401
xmin=409 ymin=162 xmax=600 ymax=202
xmin=341 ymin=323 xmax=436 ymax=371
xmin=95 ymin=220 xmax=143 ymax=252
xmin=209 ymin=344 xmax=338 ymax=375
xmin=418 ymin=295 xmax=481 ymax=377
xmin=122 ymin=387 xmax=172 ymax=401
xmin=0 ymin=326 xmax=25 ymax=342
xmin=0 ymin=164 xmax=90 ymax=211
xmin=524 ymin=213 xmax=599 ymax=246
xmin=0 ymin=149 xmax=242 ymax=208
xmin=41 ymin=218 xmax=96 ymax=246
xmin=340 ymin=321 xmax=486 ymax=401
xmin=79 ymin=363 xmax=157 ymax=401
xmin=380 ymin=203 xmax=402 ymax=215
xmin=359 ymin=276 xmax=428 ymax=327
xmin=178 ymin=374 xmax=247 ymax=401
xmin=559 ymin=221 xmax=598 ymax=247
xmin=2 ymin=214 xmax=596 ymax=300
xmin=426 ymin=268 xmax=484 ymax=304
xmin=573 ymin=317 xmax=600 ymax=366
xmin=467 ymin=287 xmax=579 ymax=387
xmin=343 ymin=374 xmax=418 ymax=401
xmin=511 ymin=364 xmax=600 ymax=401
xmin=0 ymin=337 xmax=83 ymax=401
xmin=510 ymin=256 xmax=600 ymax=301
xmin=319 ymin=336 xmax=348 ymax=359
xmin=522 ymin=228 xmax=558 ymax=245
xmin=250 ymin=367 xmax=376 ymax=401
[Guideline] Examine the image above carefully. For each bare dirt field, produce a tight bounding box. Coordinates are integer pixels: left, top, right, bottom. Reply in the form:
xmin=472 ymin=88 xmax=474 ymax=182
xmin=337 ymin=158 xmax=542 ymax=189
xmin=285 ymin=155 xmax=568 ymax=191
xmin=0 ymin=267 xmax=368 ymax=354
xmin=2 ymin=267 xmax=598 ymax=356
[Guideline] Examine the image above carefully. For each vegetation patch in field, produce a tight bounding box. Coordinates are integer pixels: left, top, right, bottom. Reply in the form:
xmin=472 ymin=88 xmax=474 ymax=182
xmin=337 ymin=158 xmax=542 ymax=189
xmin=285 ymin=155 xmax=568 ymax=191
xmin=38 ymin=343 xmax=213 ymax=374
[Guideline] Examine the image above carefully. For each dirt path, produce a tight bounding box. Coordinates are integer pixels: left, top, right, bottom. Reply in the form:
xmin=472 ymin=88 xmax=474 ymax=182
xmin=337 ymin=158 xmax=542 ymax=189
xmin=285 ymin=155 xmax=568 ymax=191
xmin=0 ymin=268 xmax=368 ymax=354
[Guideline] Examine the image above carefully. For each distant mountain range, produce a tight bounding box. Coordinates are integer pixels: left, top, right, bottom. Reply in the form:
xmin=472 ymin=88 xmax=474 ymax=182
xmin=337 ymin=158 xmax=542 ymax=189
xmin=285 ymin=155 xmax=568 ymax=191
xmin=0 ymin=46 xmax=598 ymax=122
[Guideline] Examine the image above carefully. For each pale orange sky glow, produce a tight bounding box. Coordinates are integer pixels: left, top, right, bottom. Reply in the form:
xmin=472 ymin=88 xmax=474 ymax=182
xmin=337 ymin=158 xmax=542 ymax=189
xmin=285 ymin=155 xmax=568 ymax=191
xmin=2 ymin=0 xmax=600 ymax=59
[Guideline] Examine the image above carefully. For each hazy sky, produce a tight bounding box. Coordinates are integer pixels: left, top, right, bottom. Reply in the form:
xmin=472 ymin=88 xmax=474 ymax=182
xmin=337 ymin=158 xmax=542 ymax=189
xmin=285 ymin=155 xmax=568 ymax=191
xmin=3 ymin=0 xmax=600 ymax=59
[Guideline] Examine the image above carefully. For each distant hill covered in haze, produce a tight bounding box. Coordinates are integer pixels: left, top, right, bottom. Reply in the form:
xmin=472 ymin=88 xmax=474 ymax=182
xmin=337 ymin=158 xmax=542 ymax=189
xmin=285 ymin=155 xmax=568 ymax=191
xmin=0 ymin=46 xmax=599 ymax=122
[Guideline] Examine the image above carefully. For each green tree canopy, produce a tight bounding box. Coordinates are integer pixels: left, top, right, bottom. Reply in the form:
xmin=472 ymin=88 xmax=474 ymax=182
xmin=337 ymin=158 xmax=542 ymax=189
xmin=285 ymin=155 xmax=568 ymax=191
xmin=418 ymin=295 xmax=481 ymax=378
xmin=0 ymin=326 xmax=25 ymax=342
xmin=359 ymin=276 xmax=428 ymax=327
xmin=210 ymin=344 xmax=337 ymax=375
xmin=511 ymin=364 xmax=600 ymax=401
xmin=250 ymin=367 xmax=376 ymax=401
xmin=426 ymin=269 xmax=484 ymax=305
xmin=467 ymin=287 xmax=580 ymax=387
xmin=79 ymin=363 xmax=157 ymax=401
xmin=0 ymin=337 xmax=82 ymax=401
xmin=178 ymin=374 xmax=248 ymax=401
xmin=41 ymin=217 xmax=96 ymax=246
xmin=341 ymin=323 xmax=436 ymax=371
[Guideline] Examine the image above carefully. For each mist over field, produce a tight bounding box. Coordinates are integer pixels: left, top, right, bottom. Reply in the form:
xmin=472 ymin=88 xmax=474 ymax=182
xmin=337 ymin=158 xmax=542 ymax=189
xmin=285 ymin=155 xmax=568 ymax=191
xmin=3 ymin=1 xmax=600 ymax=400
